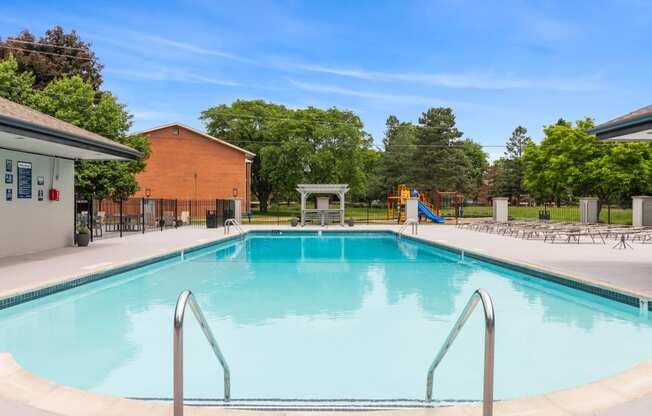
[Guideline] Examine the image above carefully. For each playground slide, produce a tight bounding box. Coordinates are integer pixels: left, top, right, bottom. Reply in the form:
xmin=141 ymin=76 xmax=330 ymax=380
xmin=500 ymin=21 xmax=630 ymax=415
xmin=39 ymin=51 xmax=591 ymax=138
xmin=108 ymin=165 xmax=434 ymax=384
xmin=417 ymin=200 xmax=445 ymax=223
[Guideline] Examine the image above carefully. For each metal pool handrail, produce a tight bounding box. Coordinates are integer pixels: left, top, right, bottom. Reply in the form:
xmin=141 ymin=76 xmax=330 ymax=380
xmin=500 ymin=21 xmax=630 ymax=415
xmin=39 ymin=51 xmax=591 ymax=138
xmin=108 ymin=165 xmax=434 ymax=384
xmin=398 ymin=218 xmax=419 ymax=237
xmin=426 ymin=288 xmax=495 ymax=416
xmin=224 ymin=218 xmax=244 ymax=237
xmin=174 ymin=290 xmax=230 ymax=416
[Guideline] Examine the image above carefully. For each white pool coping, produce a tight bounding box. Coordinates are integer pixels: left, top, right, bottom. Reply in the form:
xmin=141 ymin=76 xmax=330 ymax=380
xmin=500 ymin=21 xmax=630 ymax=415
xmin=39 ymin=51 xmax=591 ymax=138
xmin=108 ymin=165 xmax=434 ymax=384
xmin=1 ymin=225 xmax=652 ymax=415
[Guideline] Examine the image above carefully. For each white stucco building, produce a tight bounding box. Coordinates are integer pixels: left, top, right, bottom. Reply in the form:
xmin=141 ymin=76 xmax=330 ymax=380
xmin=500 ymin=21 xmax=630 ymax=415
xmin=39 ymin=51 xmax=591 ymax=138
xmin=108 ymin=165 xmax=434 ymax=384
xmin=0 ymin=97 xmax=140 ymax=257
xmin=589 ymin=104 xmax=652 ymax=226
xmin=589 ymin=104 xmax=652 ymax=142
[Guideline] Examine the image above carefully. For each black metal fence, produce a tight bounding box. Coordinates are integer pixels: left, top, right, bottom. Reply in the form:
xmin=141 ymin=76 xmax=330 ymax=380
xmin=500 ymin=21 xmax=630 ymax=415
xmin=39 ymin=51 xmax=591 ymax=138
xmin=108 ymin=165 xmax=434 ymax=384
xmin=75 ymin=197 xmax=236 ymax=241
xmin=507 ymin=203 xmax=632 ymax=225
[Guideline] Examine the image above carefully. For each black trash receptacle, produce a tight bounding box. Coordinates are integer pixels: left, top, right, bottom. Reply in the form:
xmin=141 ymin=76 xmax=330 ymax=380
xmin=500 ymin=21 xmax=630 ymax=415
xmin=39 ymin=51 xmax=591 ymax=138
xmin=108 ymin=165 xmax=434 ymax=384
xmin=206 ymin=209 xmax=218 ymax=228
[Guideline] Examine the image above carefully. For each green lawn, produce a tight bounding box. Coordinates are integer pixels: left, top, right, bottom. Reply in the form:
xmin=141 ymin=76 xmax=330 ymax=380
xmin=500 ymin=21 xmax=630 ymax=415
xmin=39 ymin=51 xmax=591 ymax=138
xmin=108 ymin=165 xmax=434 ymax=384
xmin=245 ymin=205 xmax=394 ymax=224
xmin=244 ymin=203 xmax=632 ymax=225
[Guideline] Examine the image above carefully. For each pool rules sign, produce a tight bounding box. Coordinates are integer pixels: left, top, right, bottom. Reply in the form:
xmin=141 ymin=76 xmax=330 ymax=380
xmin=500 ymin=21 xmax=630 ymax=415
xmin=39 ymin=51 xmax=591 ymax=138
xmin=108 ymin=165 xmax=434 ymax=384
xmin=17 ymin=161 xmax=32 ymax=199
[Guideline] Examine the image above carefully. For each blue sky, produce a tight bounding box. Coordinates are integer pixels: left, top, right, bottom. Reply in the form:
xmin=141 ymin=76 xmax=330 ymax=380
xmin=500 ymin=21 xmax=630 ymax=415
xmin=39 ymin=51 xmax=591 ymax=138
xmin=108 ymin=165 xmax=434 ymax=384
xmin=1 ymin=0 xmax=651 ymax=160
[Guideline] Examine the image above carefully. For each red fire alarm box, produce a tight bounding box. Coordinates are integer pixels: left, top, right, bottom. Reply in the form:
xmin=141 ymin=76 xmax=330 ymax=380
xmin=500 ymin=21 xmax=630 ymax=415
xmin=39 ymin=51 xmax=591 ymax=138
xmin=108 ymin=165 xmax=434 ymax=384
xmin=48 ymin=189 xmax=60 ymax=201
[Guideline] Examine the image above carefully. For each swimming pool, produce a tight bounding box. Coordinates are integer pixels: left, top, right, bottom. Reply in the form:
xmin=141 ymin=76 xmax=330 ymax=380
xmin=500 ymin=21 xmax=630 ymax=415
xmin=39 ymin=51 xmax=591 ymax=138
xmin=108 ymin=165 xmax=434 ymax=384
xmin=0 ymin=231 xmax=650 ymax=403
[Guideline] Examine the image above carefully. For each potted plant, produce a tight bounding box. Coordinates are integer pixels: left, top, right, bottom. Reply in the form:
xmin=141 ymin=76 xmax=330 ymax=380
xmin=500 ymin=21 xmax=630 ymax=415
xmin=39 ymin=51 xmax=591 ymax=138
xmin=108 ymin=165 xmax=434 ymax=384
xmin=290 ymin=217 xmax=299 ymax=227
xmin=76 ymin=225 xmax=90 ymax=247
xmin=347 ymin=218 xmax=355 ymax=227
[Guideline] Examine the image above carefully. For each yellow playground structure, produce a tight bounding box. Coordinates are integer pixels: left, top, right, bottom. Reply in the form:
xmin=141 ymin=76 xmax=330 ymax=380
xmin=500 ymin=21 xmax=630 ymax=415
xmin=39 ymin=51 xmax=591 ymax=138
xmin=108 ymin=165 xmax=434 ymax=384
xmin=386 ymin=185 xmax=449 ymax=223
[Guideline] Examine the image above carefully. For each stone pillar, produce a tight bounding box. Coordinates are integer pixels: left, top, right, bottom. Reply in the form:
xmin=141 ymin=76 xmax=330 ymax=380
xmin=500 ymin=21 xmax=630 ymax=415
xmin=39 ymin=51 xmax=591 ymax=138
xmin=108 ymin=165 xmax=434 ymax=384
xmin=492 ymin=197 xmax=509 ymax=223
xmin=339 ymin=192 xmax=345 ymax=226
xmin=632 ymin=196 xmax=652 ymax=227
xmin=579 ymin=197 xmax=599 ymax=224
xmin=232 ymin=199 xmax=242 ymax=223
xmin=300 ymin=192 xmax=307 ymax=226
xmin=405 ymin=197 xmax=419 ymax=222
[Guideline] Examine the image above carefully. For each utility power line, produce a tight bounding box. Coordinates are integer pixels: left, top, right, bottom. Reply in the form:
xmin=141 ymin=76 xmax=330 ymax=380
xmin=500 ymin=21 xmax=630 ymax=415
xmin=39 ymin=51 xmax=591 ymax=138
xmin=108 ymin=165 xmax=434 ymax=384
xmin=4 ymin=39 xmax=92 ymax=52
xmin=0 ymin=45 xmax=93 ymax=61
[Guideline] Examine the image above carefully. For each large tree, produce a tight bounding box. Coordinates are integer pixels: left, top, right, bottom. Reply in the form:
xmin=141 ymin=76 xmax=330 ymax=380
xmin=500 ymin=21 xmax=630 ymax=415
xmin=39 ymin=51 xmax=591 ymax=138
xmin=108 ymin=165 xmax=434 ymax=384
xmin=34 ymin=76 xmax=149 ymax=199
xmin=493 ymin=126 xmax=532 ymax=201
xmin=376 ymin=115 xmax=417 ymax=192
xmin=0 ymin=55 xmax=36 ymax=105
xmin=1 ymin=53 xmax=148 ymax=200
xmin=584 ymin=142 xmax=652 ymax=207
xmin=0 ymin=26 xmax=103 ymax=90
xmin=460 ymin=138 xmax=489 ymax=201
xmin=524 ymin=117 xmax=652 ymax=211
xmin=411 ymin=107 xmax=476 ymax=195
xmin=523 ymin=118 xmax=598 ymax=205
xmin=201 ymin=100 xmax=371 ymax=211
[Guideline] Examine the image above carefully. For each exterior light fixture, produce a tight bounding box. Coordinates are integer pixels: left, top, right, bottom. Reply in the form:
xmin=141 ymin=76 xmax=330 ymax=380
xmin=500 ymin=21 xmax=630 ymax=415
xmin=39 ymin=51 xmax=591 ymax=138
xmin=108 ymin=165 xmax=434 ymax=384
xmin=233 ymin=188 xmax=238 ymax=197
xmin=145 ymin=188 xmax=152 ymax=198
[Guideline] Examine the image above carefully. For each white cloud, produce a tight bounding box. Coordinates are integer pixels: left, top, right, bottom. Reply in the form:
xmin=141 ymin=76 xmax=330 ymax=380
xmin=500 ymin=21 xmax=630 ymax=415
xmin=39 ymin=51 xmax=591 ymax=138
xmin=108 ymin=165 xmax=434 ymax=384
xmin=296 ymin=64 xmax=603 ymax=92
xmin=106 ymin=68 xmax=239 ymax=87
xmin=142 ymin=35 xmax=255 ymax=64
xmin=287 ymin=79 xmax=451 ymax=106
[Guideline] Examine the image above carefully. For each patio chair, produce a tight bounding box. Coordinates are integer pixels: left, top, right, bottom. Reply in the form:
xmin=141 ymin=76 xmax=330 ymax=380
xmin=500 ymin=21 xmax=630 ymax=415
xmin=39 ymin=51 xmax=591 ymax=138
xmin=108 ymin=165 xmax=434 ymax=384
xmin=163 ymin=211 xmax=176 ymax=227
xmin=93 ymin=211 xmax=105 ymax=238
xmin=180 ymin=211 xmax=190 ymax=225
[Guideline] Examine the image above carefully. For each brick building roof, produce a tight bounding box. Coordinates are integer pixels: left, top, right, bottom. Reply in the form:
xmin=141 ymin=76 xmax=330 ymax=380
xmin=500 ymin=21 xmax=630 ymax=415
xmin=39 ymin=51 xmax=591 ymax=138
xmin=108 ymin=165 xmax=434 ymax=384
xmin=137 ymin=123 xmax=255 ymax=158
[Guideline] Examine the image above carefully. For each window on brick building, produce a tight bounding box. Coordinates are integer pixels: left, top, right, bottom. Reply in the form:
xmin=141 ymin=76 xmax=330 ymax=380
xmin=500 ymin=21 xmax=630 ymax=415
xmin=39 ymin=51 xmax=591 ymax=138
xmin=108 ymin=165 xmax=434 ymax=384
xmin=172 ymin=127 xmax=180 ymax=136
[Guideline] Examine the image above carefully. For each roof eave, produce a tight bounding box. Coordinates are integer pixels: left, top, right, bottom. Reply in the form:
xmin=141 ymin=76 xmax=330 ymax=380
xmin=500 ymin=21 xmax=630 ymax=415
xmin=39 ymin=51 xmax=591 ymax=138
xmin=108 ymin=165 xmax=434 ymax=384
xmin=0 ymin=114 xmax=141 ymax=160
xmin=135 ymin=123 xmax=256 ymax=157
xmin=589 ymin=113 xmax=652 ymax=135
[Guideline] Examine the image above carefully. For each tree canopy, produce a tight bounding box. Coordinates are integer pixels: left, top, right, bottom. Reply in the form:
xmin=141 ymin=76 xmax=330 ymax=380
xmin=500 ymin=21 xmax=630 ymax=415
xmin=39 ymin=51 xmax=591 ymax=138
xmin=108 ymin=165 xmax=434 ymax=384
xmin=0 ymin=26 xmax=103 ymax=90
xmin=376 ymin=115 xmax=418 ymax=193
xmin=34 ymin=76 xmax=149 ymax=199
xmin=411 ymin=107 xmax=486 ymax=198
xmin=0 ymin=26 xmax=148 ymax=200
xmin=201 ymin=100 xmax=372 ymax=211
xmin=522 ymin=117 xmax=652 ymax=207
xmin=489 ymin=126 xmax=532 ymax=201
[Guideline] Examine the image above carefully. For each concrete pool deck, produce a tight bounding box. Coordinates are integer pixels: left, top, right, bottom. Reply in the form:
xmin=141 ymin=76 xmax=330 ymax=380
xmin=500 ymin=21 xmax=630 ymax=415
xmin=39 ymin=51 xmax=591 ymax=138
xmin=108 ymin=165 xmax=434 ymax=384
xmin=0 ymin=224 xmax=651 ymax=415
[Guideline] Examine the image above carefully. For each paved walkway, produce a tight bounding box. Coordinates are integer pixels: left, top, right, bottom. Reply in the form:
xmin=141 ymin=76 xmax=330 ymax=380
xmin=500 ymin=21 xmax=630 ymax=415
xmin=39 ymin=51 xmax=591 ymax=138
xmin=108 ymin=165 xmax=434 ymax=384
xmin=0 ymin=224 xmax=651 ymax=415
xmin=0 ymin=227 xmax=230 ymax=297
xmin=415 ymin=225 xmax=652 ymax=298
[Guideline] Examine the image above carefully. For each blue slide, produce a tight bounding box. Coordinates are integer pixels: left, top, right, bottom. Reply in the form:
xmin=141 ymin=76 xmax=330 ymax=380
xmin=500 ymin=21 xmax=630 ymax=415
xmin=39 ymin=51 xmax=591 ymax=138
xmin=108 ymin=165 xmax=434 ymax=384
xmin=418 ymin=200 xmax=445 ymax=223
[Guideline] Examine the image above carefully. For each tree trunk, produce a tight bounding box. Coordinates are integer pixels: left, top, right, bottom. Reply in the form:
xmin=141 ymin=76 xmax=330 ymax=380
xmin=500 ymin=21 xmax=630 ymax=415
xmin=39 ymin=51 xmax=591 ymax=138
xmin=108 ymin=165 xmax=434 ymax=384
xmin=258 ymin=192 xmax=270 ymax=213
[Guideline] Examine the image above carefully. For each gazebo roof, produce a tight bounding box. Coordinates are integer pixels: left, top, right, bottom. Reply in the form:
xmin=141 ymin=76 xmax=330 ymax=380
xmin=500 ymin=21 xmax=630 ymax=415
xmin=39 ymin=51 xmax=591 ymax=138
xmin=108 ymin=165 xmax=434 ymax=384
xmin=296 ymin=184 xmax=349 ymax=194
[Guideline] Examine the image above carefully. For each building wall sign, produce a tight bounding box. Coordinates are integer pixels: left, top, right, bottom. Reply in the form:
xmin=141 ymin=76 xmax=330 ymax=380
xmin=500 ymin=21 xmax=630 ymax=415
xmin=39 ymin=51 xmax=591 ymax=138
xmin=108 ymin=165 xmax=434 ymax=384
xmin=5 ymin=159 xmax=12 ymax=172
xmin=5 ymin=188 xmax=12 ymax=201
xmin=17 ymin=161 xmax=32 ymax=199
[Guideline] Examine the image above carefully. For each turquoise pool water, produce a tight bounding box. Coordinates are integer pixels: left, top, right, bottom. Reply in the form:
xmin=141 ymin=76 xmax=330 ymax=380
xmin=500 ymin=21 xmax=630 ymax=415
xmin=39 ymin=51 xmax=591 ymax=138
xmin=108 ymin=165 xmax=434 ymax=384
xmin=0 ymin=231 xmax=650 ymax=402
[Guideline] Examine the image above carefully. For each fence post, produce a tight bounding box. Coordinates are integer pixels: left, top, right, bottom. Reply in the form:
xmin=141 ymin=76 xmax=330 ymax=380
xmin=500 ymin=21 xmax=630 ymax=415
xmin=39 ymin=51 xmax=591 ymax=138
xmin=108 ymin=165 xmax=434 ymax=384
xmin=174 ymin=199 xmax=178 ymax=228
xmin=160 ymin=199 xmax=164 ymax=231
xmin=73 ymin=193 xmax=78 ymax=245
xmin=189 ymin=199 xmax=192 ymax=226
xmin=367 ymin=205 xmax=369 ymax=224
xmin=89 ymin=194 xmax=94 ymax=242
xmin=608 ymin=204 xmax=611 ymax=224
xmin=141 ymin=198 xmax=145 ymax=234
xmin=119 ymin=199 xmax=123 ymax=238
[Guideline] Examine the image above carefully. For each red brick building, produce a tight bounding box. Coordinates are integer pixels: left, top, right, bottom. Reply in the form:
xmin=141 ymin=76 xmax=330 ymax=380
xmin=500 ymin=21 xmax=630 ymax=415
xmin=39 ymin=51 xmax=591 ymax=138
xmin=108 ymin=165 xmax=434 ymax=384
xmin=134 ymin=124 xmax=254 ymax=211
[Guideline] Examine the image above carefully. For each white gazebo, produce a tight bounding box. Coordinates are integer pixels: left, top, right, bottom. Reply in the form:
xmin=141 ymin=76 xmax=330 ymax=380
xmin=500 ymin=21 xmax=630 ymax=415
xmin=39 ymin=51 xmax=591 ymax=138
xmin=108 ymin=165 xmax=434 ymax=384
xmin=297 ymin=184 xmax=349 ymax=226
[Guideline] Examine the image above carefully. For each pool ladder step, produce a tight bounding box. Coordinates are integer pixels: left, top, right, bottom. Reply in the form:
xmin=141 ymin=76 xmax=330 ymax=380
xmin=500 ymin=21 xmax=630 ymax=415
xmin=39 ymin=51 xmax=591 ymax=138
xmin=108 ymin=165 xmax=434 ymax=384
xmin=172 ymin=288 xmax=494 ymax=415
xmin=133 ymin=397 xmax=482 ymax=410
